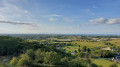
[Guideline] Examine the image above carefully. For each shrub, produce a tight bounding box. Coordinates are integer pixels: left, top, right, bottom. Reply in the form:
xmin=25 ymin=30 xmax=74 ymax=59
xmin=44 ymin=52 xmax=61 ymax=65
xmin=91 ymin=63 xmax=98 ymax=67
xmin=70 ymin=58 xmax=86 ymax=67
xmin=10 ymin=57 xmax=18 ymax=66
xmin=61 ymin=57 xmax=69 ymax=65
xmin=34 ymin=49 xmax=45 ymax=63
xmin=26 ymin=49 xmax=34 ymax=60
xmin=17 ymin=54 xmax=32 ymax=66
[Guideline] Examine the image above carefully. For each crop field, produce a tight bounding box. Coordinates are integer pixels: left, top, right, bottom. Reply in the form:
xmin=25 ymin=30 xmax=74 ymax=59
xmin=92 ymin=59 xmax=120 ymax=67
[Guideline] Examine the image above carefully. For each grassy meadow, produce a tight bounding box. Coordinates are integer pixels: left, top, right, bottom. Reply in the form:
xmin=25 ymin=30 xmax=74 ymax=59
xmin=92 ymin=59 xmax=120 ymax=67
xmin=63 ymin=40 xmax=107 ymax=52
xmin=63 ymin=39 xmax=120 ymax=52
xmin=107 ymin=39 xmax=120 ymax=46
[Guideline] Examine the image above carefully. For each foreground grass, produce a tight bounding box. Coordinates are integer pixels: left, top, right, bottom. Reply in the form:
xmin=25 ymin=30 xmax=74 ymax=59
xmin=0 ymin=65 xmax=6 ymax=67
xmin=92 ymin=59 xmax=120 ymax=67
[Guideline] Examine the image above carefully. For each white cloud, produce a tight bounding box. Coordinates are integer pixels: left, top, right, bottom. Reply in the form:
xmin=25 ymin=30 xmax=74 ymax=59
xmin=49 ymin=14 xmax=62 ymax=17
xmin=43 ymin=14 xmax=62 ymax=17
xmin=107 ymin=18 xmax=120 ymax=24
xmin=0 ymin=21 xmax=36 ymax=26
xmin=49 ymin=17 xmax=57 ymax=21
xmin=90 ymin=17 xmax=107 ymax=24
xmin=0 ymin=20 xmax=43 ymax=31
xmin=0 ymin=0 xmax=30 ymax=21
xmin=63 ymin=18 xmax=74 ymax=22
xmin=93 ymin=6 xmax=97 ymax=8
xmin=0 ymin=0 xmax=44 ymax=32
xmin=90 ymin=17 xmax=120 ymax=24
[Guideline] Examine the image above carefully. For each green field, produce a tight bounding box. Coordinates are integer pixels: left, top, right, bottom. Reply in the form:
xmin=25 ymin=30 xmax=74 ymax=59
xmin=92 ymin=59 xmax=120 ymax=67
xmin=63 ymin=45 xmax=79 ymax=52
xmin=72 ymin=41 xmax=106 ymax=48
xmin=63 ymin=41 xmax=107 ymax=52
xmin=107 ymin=39 xmax=120 ymax=46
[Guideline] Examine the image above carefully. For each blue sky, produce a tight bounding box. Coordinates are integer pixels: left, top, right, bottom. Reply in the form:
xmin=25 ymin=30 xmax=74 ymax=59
xmin=0 ymin=0 xmax=120 ymax=34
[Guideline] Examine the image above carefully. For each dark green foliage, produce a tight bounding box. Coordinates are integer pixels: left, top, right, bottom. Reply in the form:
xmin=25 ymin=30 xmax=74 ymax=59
xmin=100 ymin=50 xmax=114 ymax=58
xmin=77 ymin=52 xmax=87 ymax=58
xmin=70 ymin=58 xmax=86 ymax=67
xmin=91 ymin=63 xmax=98 ymax=67
xmin=87 ymin=48 xmax=91 ymax=53
xmin=0 ymin=36 xmax=24 ymax=55
xmin=104 ymin=42 xmax=114 ymax=46
xmin=34 ymin=49 xmax=45 ymax=63
xmin=69 ymin=58 xmax=96 ymax=67
xmin=78 ymin=45 xmax=81 ymax=52
xmin=90 ymin=50 xmax=115 ymax=58
xmin=26 ymin=49 xmax=35 ymax=60
xmin=61 ymin=57 xmax=69 ymax=65
xmin=82 ymin=46 xmax=87 ymax=52
xmin=0 ymin=36 xmax=41 ymax=56
xmin=0 ymin=36 xmax=69 ymax=57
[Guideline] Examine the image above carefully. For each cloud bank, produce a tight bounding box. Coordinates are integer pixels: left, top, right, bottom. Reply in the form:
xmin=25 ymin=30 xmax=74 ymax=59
xmin=90 ymin=17 xmax=120 ymax=24
xmin=0 ymin=21 xmax=35 ymax=26
xmin=0 ymin=20 xmax=42 ymax=31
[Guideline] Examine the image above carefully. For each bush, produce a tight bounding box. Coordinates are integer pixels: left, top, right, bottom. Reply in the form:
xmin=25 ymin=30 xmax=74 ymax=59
xmin=34 ymin=49 xmax=45 ymax=63
xmin=17 ymin=54 xmax=32 ymax=66
xmin=44 ymin=52 xmax=61 ymax=65
xmin=70 ymin=58 xmax=86 ymax=67
xmin=61 ymin=57 xmax=69 ymax=65
xmin=10 ymin=57 xmax=18 ymax=66
xmin=91 ymin=63 xmax=98 ymax=67
xmin=26 ymin=49 xmax=34 ymax=60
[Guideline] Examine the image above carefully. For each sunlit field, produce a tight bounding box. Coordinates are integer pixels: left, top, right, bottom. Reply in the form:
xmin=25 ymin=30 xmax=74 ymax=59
xmin=92 ymin=59 xmax=120 ymax=67
xmin=107 ymin=39 xmax=120 ymax=46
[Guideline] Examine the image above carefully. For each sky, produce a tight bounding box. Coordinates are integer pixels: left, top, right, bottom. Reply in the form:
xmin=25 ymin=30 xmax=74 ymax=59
xmin=0 ymin=0 xmax=120 ymax=34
